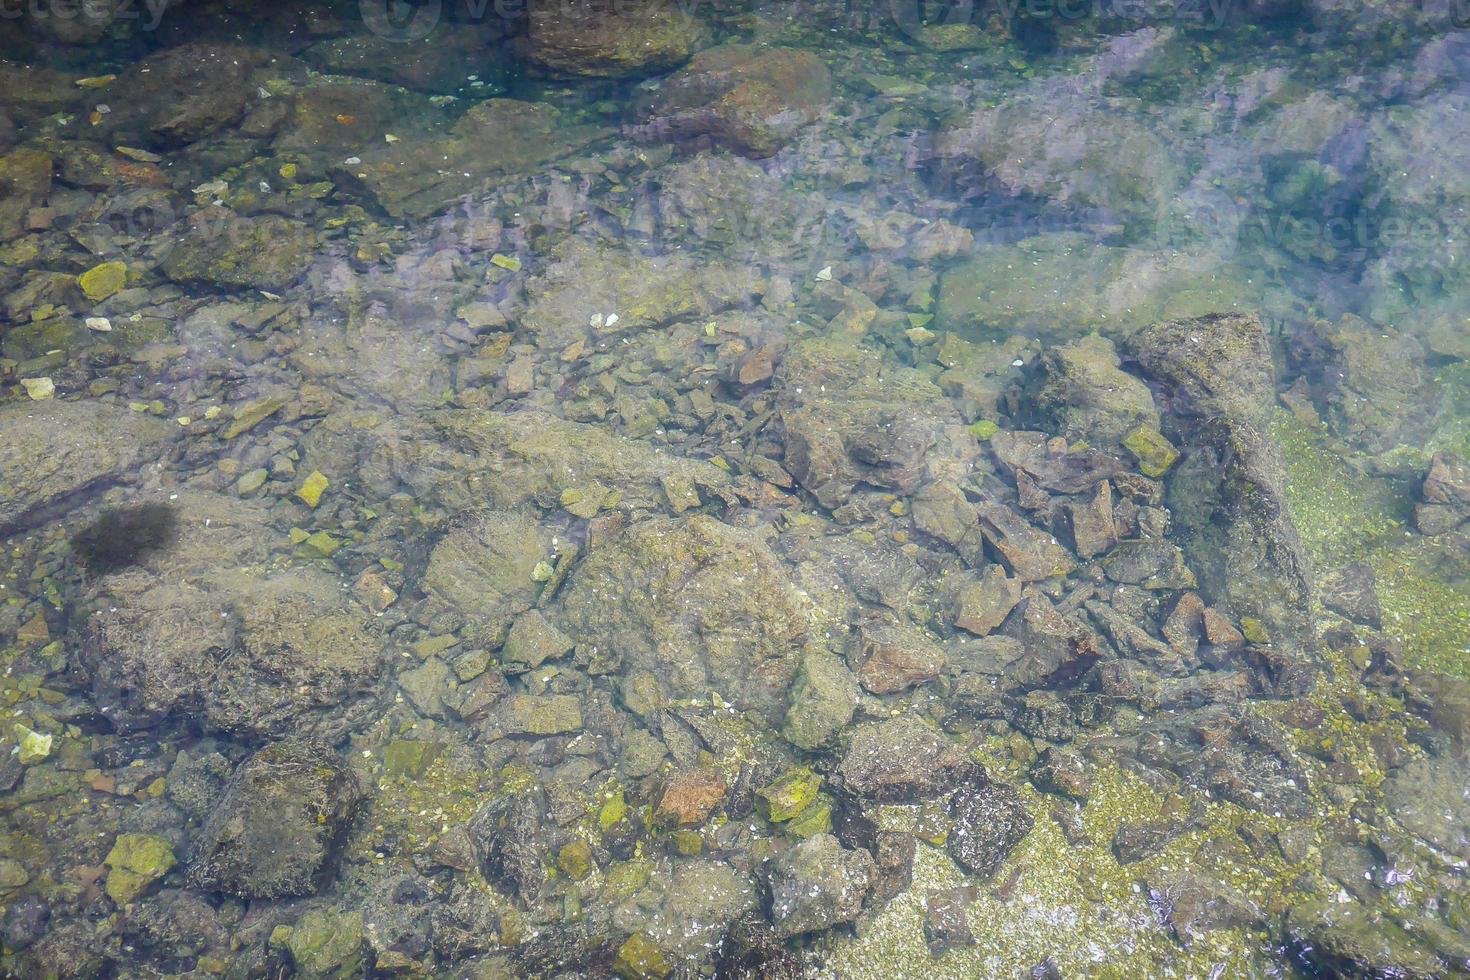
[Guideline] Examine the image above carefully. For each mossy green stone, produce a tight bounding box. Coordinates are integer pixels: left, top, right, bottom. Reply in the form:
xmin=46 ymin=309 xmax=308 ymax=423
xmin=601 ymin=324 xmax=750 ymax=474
xmin=672 ymin=829 xmax=703 ymax=855
xmin=104 ymin=833 xmax=175 ymax=903
xmin=755 ymin=768 xmax=821 ymax=823
xmin=558 ymin=840 xmax=594 ymax=880
xmin=614 ymin=933 xmax=671 ymax=980
xmin=382 ymin=739 xmax=444 ymax=778
xmin=287 ymin=909 xmax=364 ymax=979
xmin=783 ymin=796 xmax=833 ymax=838
xmin=300 ymin=530 xmax=342 ymax=558
xmin=78 ymin=261 xmax=127 ymax=302
xmin=1123 ymin=424 xmax=1180 ymax=478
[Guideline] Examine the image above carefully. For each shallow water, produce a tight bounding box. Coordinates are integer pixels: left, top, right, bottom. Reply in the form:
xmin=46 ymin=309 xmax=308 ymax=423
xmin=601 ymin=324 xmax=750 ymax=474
xmin=2 ymin=1 xmax=1470 ymax=977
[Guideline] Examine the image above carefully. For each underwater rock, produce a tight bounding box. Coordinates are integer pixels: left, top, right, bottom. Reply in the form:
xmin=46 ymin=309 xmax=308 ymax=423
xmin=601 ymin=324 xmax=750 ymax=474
xmin=781 ymin=649 xmax=860 ymax=751
xmin=517 ymin=0 xmax=707 ymax=78
xmin=332 ymin=99 xmax=604 ymax=219
xmin=0 ymin=399 xmax=174 ymax=535
xmin=1146 ymin=871 xmax=1261 ymax=948
xmin=188 ymin=740 xmax=361 ymax=899
xmin=423 ymin=511 xmax=554 ymax=646
xmin=1320 ymin=562 xmax=1382 ymax=627
xmin=520 ymin=237 xmax=761 ymax=348
xmin=633 ymin=45 xmax=833 ymax=158
xmin=924 ymin=888 xmax=976 ymax=955
xmin=85 ymin=527 xmax=386 ymax=741
xmin=1128 ymin=312 xmax=1316 ymax=686
xmin=468 ymin=790 xmax=553 ymax=903
xmin=935 ymin=84 xmax=1181 ymax=233
xmin=853 ymin=621 xmax=946 ymax=695
xmin=302 ymin=24 xmax=511 ymax=94
xmin=1286 ymin=896 xmax=1445 ymax=978
xmin=98 ymin=44 xmax=269 ymax=148
xmin=559 ymin=515 xmax=808 ymax=724
xmin=160 ymin=211 xmax=318 ymax=291
xmin=951 ymin=565 xmax=1023 ymax=636
xmin=946 ymin=781 xmax=1033 ymax=880
xmin=0 ymin=147 xmax=52 ymax=244
xmin=1293 ymin=314 xmax=1442 ymax=454
xmin=1414 ymin=452 xmax=1470 ymax=535
xmin=1022 ymin=334 xmax=1160 ymax=449
xmin=768 ymin=833 xmax=875 ymax=938
xmin=834 ymin=716 xmax=977 ymax=802
xmin=975 ymin=503 xmax=1077 ymax=582
xmin=777 ymin=336 xmax=967 ymax=510
xmin=0 ymin=108 xmax=14 ymax=152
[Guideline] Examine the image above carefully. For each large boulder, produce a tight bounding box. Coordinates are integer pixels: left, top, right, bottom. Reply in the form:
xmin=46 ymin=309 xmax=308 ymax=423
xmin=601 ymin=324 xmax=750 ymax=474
xmin=160 ymin=211 xmax=318 ymax=291
xmin=1128 ymin=312 xmax=1316 ymax=687
xmin=331 ymin=98 xmax=605 ymax=219
xmin=0 ymin=399 xmax=174 ymax=535
xmin=519 ymin=237 xmax=762 ymax=348
xmin=188 ymin=740 xmax=362 ymax=899
xmin=633 ymin=45 xmax=833 ymax=158
xmin=517 ymin=0 xmax=707 ymax=78
xmin=81 ymin=495 xmax=387 ymax=740
xmin=95 ymin=44 xmax=269 ymax=148
xmin=768 ymin=834 xmax=874 ymax=938
xmin=935 ymin=83 xmax=1181 ymax=234
xmin=558 ymin=515 xmax=809 ymax=724
xmin=86 ymin=569 xmax=387 ymax=740
xmin=301 ymin=23 xmax=511 ymax=94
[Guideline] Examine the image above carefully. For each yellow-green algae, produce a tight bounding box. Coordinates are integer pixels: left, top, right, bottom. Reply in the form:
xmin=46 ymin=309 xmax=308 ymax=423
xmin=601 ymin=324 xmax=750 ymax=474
xmin=1272 ymin=410 xmax=1470 ymax=677
xmin=818 ymin=765 xmax=1286 ymax=978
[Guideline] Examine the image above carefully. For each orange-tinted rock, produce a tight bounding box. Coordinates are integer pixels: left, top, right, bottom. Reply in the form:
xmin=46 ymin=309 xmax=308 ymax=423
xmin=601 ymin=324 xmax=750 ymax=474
xmin=655 ymin=769 xmax=728 ymax=827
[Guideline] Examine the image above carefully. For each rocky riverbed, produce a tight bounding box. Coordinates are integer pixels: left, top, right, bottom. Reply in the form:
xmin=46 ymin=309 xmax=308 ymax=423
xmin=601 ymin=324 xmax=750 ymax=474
xmin=2 ymin=1 xmax=1470 ymax=977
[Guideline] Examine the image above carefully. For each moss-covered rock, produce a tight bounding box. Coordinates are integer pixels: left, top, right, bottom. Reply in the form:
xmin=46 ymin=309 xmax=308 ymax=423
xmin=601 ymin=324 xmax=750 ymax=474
xmin=188 ymin=739 xmax=361 ymax=899
xmin=286 ymin=909 xmax=365 ymax=979
xmin=519 ymin=0 xmax=706 ymax=79
xmin=104 ymin=833 xmax=176 ymax=903
xmin=161 ymin=212 xmax=317 ymax=291
xmin=781 ymin=650 xmax=859 ymax=751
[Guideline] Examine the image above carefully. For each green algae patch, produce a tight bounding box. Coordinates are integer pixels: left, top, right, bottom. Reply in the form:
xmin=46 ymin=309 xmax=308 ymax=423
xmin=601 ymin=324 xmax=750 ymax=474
xmin=614 ymin=932 xmax=671 ymax=980
xmin=104 ymin=833 xmax=175 ymax=903
xmin=78 ymin=261 xmax=127 ymax=302
xmin=1123 ymin=424 xmax=1180 ymax=477
xmin=1273 ymin=410 xmax=1470 ymax=676
xmin=285 ymin=909 xmax=364 ymax=979
xmin=755 ymin=768 xmax=820 ymax=822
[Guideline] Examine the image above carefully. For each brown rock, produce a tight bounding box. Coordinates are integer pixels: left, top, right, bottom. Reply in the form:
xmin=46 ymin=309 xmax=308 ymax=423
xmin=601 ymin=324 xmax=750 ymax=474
xmin=636 ymin=45 xmax=833 ymax=158
xmin=952 ymin=565 xmax=1022 ymax=636
xmin=975 ymin=504 xmax=1076 ymax=581
xmin=1064 ymin=480 xmax=1117 ymax=559
xmin=1162 ymin=592 xmax=1206 ymax=657
xmin=1202 ymin=607 xmax=1245 ymax=648
xmin=855 ymin=622 xmax=946 ymax=695
xmin=656 ymin=769 xmax=728 ymax=827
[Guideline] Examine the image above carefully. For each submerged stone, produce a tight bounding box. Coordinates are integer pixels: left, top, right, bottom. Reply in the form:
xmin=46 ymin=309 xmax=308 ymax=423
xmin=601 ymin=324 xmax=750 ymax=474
xmin=104 ymin=834 xmax=176 ymax=904
xmin=189 ymin=740 xmax=360 ymax=899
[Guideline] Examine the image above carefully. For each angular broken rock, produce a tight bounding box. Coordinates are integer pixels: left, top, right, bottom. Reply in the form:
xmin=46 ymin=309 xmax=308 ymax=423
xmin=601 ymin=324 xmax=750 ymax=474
xmin=975 ymin=503 xmax=1076 ymax=581
xmin=854 ymin=621 xmax=946 ymax=695
xmin=946 ymin=781 xmax=1034 ymax=880
xmin=835 ymin=716 xmax=977 ymax=802
xmin=952 ymin=564 xmax=1023 ymax=636
xmin=769 ymin=833 xmax=874 ymax=938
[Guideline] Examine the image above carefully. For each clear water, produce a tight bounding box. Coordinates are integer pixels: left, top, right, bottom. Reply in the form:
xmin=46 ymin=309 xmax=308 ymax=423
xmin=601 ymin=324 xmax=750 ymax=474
xmin=2 ymin=2 xmax=1469 ymax=977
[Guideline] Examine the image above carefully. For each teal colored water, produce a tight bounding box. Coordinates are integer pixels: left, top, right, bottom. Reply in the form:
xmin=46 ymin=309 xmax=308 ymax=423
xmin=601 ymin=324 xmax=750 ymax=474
xmin=1 ymin=2 xmax=1469 ymax=977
